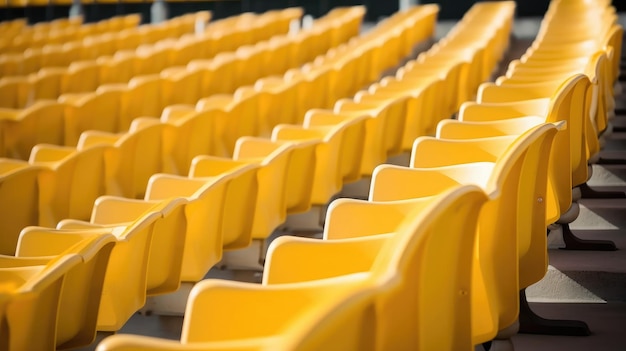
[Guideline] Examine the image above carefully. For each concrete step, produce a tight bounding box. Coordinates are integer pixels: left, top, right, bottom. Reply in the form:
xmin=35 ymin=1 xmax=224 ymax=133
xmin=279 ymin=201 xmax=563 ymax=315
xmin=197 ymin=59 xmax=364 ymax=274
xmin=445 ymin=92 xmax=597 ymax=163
xmin=532 ymin=198 xmax=626 ymax=303
xmin=588 ymin=164 xmax=626 ymax=187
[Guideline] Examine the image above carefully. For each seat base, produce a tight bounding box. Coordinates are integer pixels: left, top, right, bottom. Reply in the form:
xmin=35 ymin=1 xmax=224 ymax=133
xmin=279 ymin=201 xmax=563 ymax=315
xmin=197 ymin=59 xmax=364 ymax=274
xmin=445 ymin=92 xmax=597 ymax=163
xmin=518 ymin=290 xmax=591 ymax=336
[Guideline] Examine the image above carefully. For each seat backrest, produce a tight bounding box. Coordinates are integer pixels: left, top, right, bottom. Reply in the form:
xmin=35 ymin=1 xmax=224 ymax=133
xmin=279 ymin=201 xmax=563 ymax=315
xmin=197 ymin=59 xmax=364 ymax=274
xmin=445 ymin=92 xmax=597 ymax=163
xmin=272 ymin=121 xmax=340 ymax=207
xmin=146 ymin=173 xmax=228 ymax=282
xmin=0 ymin=76 xmax=28 ymax=109
xmin=63 ymin=60 xmax=100 ymax=94
xmin=107 ymin=118 xmax=167 ymax=199
xmin=35 ymin=144 xmax=108 ymax=227
xmin=120 ymin=75 xmax=164 ymax=130
xmin=28 ymin=67 xmax=66 ymax=104
xmin=234 ymin=137 xmax=293 ymax=240
xmin=5 ymin=253 xmax=81 ymax=351
xmin=368 ymin=186 xmax=487 ymax=350
xmin=62 ymin=88 xmax=121 ymax=146
xmin=0 ymin=161 xmax=43 ymax=255
xmin=16 ymin=229 xmax=117 ymax=348
xmin=189 ymin=157 xmax=260 ymax=250
xmin=334 ymin=100 xmax=388 ymax=176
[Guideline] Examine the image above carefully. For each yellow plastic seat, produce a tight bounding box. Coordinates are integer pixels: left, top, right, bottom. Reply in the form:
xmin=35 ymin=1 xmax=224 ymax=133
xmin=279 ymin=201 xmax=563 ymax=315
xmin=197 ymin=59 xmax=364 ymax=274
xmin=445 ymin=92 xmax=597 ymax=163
xmin=134 ymin=45 xmax=170 ymax=76
xmin=55 ymin=202 xmax=161 ymax=331
xmin=120 ymin=75 xmax=165 ymax=131
xmin=0 ymin=76 xmax=28 ymax=109
xmin=0 ymin=54 xmax=22 ymax=77
xmin=144 ymin=167 xmax=256 ymax=282
xmin=272 ymin=111 xmax=367 ymax=206
xmin=40 ymin=44 xmax=69 ymax=69
xmin=29 ymin=144 xmax=109 ymax=228
xmin=274 ymin=138 xmax=318 ymax=215
xmin=7 ymin=230 xmax=116 ymax=349
xmin=465 ymin=75 xmax=590 ymax=233
xmin=159 ymin=108 xmax=215 ymax=174
xmin=0 ymin=100 xmax=65 ymax=160
xmin=161 ymin=67 xmax=202 ymax=107
xmin=196 ymin=92 xmax=258 ymax=157
xmin=27 ymin=67 xmax=66 ymax=105
xmin=61 ymin=194 xmax=188 ymax=296
xmin=0 ymin=254 xmax=81 ymax=351
xmin=232 ymin=137 xmax=293 ymax=242
xmin=0 ymin=160 xmax=43 ymax=255
xmin=283 ymin=70 xmax=328 ymax=122
xmin=265 ymin=185 xmax=487 ymax=350
xmin=188 ymin=156 xmax=259 ymax=251
xmin=60 ymin=86 xmax=123 ymax=146
xmin=333 ymin=99 xmax=390 ymax=176
xmin=95 ymin=276 xmax=378 ymax=351
xmin=353 ymin=90 xmax=410 ymax=157
xmin=98 ymin=51 xmax=136 ymax=85
xmin=78 ymin=117 xmax=169 ymax=199
xmin=62 ymin=60 xmax=101 ymax=94
xmin=254 ymin=76 xmax=300 ymax=132
xmin=183 ymin=137 xmax=292 ymax=268
xmin=375 ymin=74 xmax=444 ymax=147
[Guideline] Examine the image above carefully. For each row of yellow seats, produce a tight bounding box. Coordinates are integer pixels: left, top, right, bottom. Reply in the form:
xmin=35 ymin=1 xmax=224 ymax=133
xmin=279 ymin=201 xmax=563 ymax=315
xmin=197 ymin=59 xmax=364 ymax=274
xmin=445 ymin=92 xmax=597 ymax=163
xmin=0 ymin=15 xmax=80 ymax=38
xmin=0 ymin=6 xmax=433 ymax=348
xmin=466 ymin=0 xmax=622 ymax=254
xmin=0 ymin=9 xmax=291 ymax=106
xmin=0 ymin=3 xmax=434 ymax=261
xmin=0 ymin=18 xmax=28 ymax=37
xmin=0 ymin=7 xmax=307 ymax=78
xmin=0 ymin=6 xmax=367 ymax=158
xmin=0 ymin=12 xmax=207 ymax=77
xmin=0 ymin=6 xmax=336 ymax=112
xmin=429 ymin=0 xmax=622 ymax=340
xmin=0 ymin=14 xmax=139 ymax=55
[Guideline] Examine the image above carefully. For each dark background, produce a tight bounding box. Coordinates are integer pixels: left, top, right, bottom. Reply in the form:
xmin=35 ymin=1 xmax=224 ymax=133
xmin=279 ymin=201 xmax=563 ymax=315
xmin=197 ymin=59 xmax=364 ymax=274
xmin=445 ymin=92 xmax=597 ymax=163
xmin=1 ymin=0 xmax=624 ymax=27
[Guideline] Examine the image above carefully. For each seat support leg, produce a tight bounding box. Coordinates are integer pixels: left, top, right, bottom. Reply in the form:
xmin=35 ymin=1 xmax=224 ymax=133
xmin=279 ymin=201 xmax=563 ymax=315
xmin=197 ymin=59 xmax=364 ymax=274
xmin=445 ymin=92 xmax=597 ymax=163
xmin=561 ymin=224 xmax=617 ymax=251
xmin=518 ymin=290 xmax=591 ymax=336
